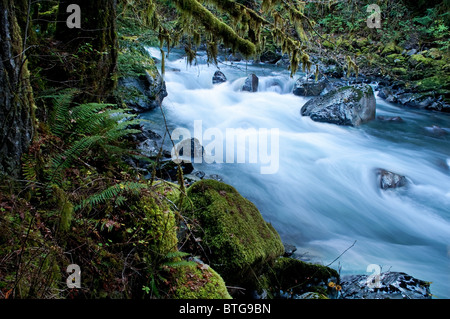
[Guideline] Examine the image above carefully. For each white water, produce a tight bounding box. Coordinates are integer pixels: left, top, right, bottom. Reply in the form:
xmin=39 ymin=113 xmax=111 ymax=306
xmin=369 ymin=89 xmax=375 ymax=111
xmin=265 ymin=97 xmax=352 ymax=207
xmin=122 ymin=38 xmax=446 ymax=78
xmin=143 ymin=48 xmax=450 ymax=298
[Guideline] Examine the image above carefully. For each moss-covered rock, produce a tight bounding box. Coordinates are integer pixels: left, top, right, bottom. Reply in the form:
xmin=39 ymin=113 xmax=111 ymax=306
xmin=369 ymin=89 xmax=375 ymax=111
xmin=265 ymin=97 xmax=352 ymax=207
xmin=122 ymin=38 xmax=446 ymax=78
xmin=134 ymin=192 xmax=179 ymax=257
xmin=392 ymin=67 xmax=408 ymax=76
xmin=381 ymin=42 xmax=402 ymax=56
xmin=408 ymin=54 xmax=433 ymax=67
xmin=261 ymin=257 xmax=339 ymax=298
xmin=168 ymin=263 xmax=232 ymax=299
xmin=183 ymin=179 xmax=284 ymax=286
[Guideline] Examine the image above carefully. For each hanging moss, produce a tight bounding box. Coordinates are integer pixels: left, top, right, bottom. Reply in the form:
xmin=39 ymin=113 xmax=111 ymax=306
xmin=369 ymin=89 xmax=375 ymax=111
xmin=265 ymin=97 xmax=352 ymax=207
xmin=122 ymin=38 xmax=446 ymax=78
xmin=174 ymin=0 xmax=256 ymax=58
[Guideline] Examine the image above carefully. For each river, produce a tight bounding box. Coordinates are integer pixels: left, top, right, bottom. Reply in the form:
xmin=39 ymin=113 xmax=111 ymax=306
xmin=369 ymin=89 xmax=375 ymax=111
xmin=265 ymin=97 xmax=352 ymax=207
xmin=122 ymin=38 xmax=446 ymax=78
xmin=142 ymin=48 xmax=450 ymax=299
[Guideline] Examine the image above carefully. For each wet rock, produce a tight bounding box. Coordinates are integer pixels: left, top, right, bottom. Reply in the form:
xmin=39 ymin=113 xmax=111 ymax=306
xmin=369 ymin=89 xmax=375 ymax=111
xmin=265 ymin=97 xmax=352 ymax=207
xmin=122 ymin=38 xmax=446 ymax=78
xmin=340 ymin=272 xmax=432 ymax=299
xmin=242 ymin=73 xmax=259 ymax=92
xmin=156 ymin=160 xmax=194 ymax=181
xmin=118 ymin=69 xmax=167 ymax=113
xmin=283 ymin=243 xmax=297 ymax=257
xmin=377 ymin=116 xmax=404 ymax=123
xmin=208 ymin=174 xmax=223 ymax=182
xmin=173 ymin=138 xmax=205 ymax=163
xmin=293 ymin=77 xmax=328 ymax=97
xmin=425 ymin=125 xmax=448 ymax=137
xmin=212 ymin=70 xmax=227 ymax=85
xmin=301 ymin=85 xmax=376 ymax=126
xmin=194 ymin=171 xmax=206 ymax=179
xmin=377 ymin=169 xmax=407 ymax=190
xmin=297 ymin=292 xmax=328 ymax=299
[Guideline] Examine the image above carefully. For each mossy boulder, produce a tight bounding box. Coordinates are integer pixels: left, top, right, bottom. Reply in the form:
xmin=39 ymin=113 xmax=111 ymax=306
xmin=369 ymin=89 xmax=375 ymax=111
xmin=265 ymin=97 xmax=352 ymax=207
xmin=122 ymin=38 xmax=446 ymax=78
xmin=301 ymin=84 xmax=376 ymax=126
xmin=168 ymin=263 xmax=232 ymax=299
xmin=381 ymin=42 xmax=402 ymax=56
xmin=260 ymin=257 xmax=339 ymax=298
xmin=392 ymin=67 xmax=408 ymax=76
xmin=184 ymin=180 xmax=284 ymax=286
xmin=408 ymin=54 xmax=433 ymax=68
xmin=386 ymin=54 xmax=405 ymax=64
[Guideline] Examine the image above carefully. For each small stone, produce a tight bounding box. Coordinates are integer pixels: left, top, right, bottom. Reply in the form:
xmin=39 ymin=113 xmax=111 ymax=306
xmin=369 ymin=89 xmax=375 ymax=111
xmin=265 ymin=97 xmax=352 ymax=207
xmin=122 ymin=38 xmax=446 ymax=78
xmin=212 ymin=70 xmax=227 ymax=85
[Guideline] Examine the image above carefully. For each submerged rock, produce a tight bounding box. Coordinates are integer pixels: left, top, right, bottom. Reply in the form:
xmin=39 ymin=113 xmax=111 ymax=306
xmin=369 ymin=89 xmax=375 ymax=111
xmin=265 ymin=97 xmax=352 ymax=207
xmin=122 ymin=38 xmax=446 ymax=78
xmin=242 ymin=73 xmax=259 ymax=92
xmin=425 ymin=125 xmax=448 ymax=137
xmin=377 ymin=169 xmax=407 ymax=190
xmin=301 ymin=85 xmax=376 ymax=126
xmin=340 ymin=272 xmax=432 ymax=299
xmin=377 ymin=116 xmax=404 ymax=123
xmin=212 ymin=70 xmax=227 ymax=85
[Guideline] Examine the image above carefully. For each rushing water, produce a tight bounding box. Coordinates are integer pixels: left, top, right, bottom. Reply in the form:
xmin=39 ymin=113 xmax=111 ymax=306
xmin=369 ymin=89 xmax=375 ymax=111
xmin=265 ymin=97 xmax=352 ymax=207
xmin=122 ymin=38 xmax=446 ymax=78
xmin=142 ymin=48 xmax=450 ymax=298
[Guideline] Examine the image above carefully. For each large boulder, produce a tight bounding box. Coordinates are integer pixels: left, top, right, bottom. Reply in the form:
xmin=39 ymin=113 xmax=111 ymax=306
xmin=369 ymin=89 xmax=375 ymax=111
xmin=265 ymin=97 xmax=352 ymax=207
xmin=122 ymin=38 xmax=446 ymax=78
xmin=183 ymin=180 xmax=284 ymax=287
xmin=301 ymin=85 xmax=376 ymax=126
xmin=293 ymin=77 xmax=328 ymax=96
xmin=242 ymin=73 xmax=259 ymax=92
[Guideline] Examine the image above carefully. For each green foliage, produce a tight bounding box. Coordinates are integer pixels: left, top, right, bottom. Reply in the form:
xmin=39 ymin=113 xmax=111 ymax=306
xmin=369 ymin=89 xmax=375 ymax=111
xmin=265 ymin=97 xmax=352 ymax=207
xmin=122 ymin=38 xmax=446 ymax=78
xmin=76 ymin=182 xmax=148 ymax=211
xmin=44 ymin=90 xmax=141 ymax=188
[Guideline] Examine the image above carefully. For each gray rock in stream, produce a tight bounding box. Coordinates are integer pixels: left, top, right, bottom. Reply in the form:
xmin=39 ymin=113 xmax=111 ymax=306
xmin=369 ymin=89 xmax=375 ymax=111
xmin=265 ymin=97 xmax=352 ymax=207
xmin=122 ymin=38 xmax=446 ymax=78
xmin=377 ymin=169 xmax=407 ymax=190
xmin=242 ymin=74 xmax=259 ymax=92
xmin=212 ymin=70 xmax=227 ymax=85
xmin=293 ymin=77 xmax=328 ymax=96
xmin=301 ymin=84 xmax=376 ymax=126
xmin=340 ymin=272 xmax=432 ymax=299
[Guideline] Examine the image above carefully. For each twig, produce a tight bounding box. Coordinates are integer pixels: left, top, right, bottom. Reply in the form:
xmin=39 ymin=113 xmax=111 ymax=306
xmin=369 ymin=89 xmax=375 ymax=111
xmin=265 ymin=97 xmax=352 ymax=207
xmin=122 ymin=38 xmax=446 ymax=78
xmin=326 ymin=240 xmax=357 ymax=267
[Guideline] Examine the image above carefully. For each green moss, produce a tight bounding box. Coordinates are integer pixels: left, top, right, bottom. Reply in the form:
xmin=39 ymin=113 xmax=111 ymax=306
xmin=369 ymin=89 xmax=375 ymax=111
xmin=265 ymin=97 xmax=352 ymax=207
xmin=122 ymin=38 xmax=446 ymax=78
xmin=414 ymin=75 xmax=450 ymax=93
xmin=169 ymin=263 xmax=232 ymax=299
xmin=135 ymin=194 xmax=178 ymax=257
xmin=409 ymin=54 xmax=433 ymax=67
xmin=386 ymin=54 xmax=405 ymax=64
xmin=392 ymin=67 xmax=408 ymax=75
xmin=264 ymin=257 xmax=339 ymax=297
xmin=381 ymin=42 xmax=402 ymax=56
xmin=184 ymin=180 xmax=284 ymax=286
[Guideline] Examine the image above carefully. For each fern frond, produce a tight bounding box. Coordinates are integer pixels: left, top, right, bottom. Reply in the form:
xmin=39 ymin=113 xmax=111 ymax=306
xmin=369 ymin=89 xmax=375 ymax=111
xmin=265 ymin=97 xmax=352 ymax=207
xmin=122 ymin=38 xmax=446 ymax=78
xmin=49 ymin=89 xmax=78 ymax=137
xmin=75 ymin=181 xmax=148 ymax=211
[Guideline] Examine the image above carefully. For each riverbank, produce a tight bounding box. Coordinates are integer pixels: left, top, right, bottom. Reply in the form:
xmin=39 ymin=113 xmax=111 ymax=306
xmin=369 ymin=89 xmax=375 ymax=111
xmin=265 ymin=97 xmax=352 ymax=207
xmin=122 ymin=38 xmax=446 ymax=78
xmin=130 ymin=46 xmax=449 ymax=299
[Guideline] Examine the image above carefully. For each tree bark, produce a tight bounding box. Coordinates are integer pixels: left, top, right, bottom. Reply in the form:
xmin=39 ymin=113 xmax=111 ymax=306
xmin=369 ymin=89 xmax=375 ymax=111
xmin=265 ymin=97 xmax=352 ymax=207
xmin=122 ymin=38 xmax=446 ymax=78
xmin=0 ymin=0 xmax=35 ymax=178
xmin=54 ymin=0 xmax=118 ymax=101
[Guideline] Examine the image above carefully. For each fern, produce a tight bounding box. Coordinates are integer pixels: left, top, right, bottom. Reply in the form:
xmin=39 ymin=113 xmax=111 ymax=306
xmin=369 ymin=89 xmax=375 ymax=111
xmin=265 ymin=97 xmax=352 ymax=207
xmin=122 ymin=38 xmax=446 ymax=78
xmin=45 ymin=92 xmax=145 ymax=188
xmin=47 ymin=89 xmax=79 ymax=137
xmin=75 ymin=181 xmax=148 ymax=211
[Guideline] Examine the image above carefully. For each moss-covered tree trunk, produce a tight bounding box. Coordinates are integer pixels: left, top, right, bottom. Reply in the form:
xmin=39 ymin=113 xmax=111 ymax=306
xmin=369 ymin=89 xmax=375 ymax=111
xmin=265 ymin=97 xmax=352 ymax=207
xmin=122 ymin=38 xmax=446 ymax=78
xmin=54 ymin=0 xmax=118 ymax=101
xmin=0 ymin=0 xmax=35 ymax=178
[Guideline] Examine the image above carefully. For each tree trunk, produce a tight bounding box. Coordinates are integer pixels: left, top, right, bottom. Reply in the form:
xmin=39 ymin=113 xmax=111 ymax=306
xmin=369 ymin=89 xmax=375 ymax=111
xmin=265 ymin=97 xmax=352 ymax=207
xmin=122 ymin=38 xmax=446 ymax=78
xmin=54 ymin=0 xmax=118 ymax=101
xmin=0 ymin=0 xmax=35 ymax=178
